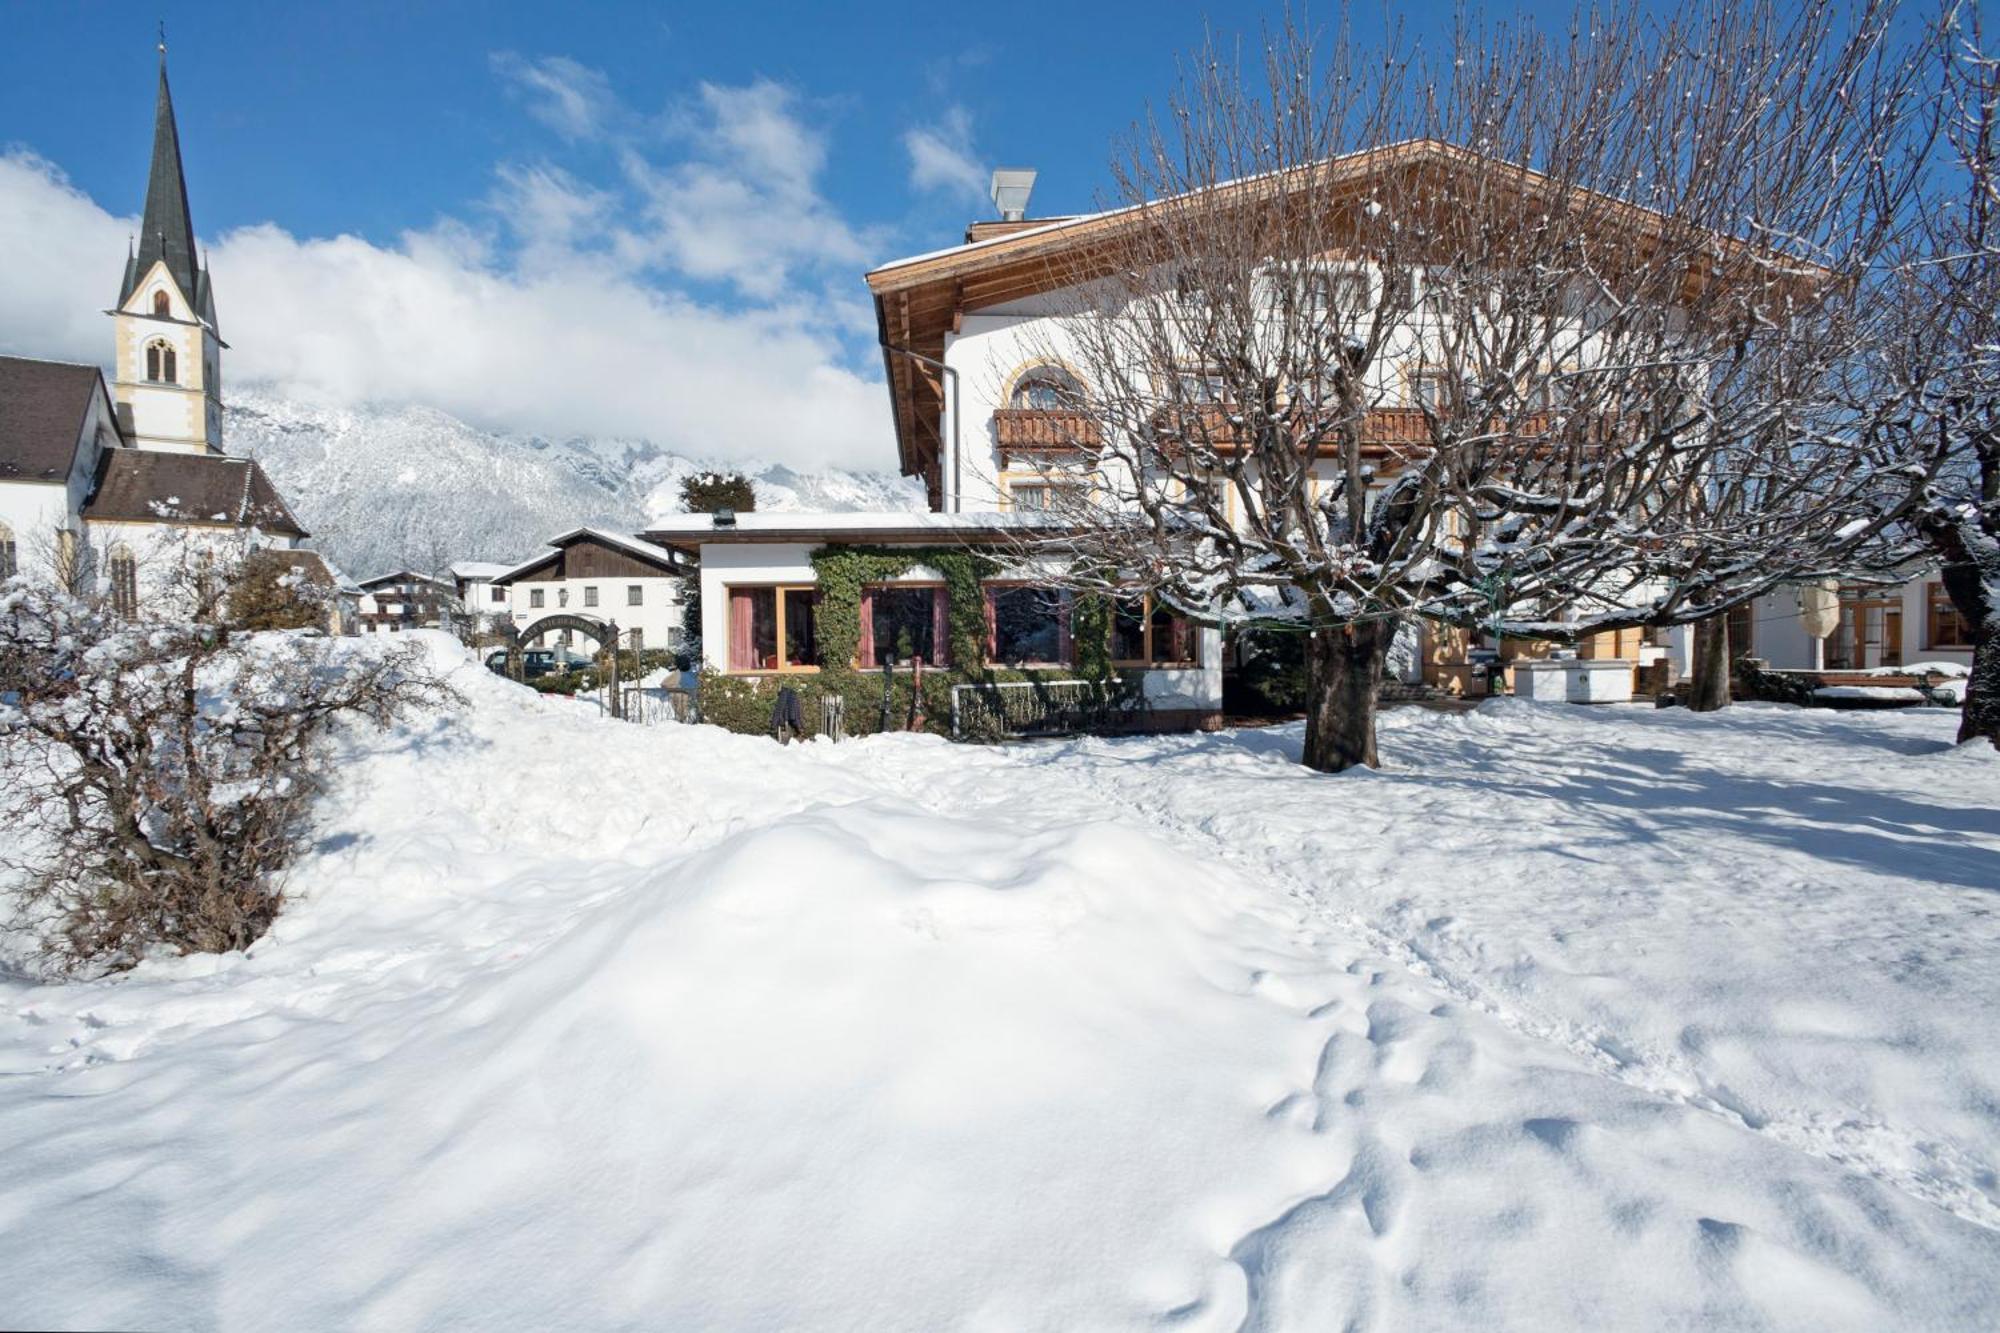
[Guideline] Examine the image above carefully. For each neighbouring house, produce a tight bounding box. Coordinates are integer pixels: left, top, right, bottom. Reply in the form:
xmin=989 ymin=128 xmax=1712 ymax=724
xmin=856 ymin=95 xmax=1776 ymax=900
xmin=643 ymin=510 xmax=1223 ymax=730
xmin=1734 ymin=571 xmax=1975 ymax=675
xmin=489 ymin=527 xmax=689 ymax=656
xmin=0 ymin=49 xmax=312 ymax=619
xmin=355 ymin=570 xmax=454 ymax=635
xmin=451 ymin=561 xmax=515 ymax=641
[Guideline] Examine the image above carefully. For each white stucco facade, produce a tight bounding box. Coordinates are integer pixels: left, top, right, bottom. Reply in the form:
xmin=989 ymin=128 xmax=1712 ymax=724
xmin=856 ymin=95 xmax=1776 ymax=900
xmin=1742 ymin=575 xmax=1974 ymax=673
xmin=509 ymin=573 xmax=685 ymax=654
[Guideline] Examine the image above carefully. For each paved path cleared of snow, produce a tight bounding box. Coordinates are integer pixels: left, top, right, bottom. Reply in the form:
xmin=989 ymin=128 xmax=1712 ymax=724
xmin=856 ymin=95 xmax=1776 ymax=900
xmin=1 ymin=635 xmax=1996 ymax=1330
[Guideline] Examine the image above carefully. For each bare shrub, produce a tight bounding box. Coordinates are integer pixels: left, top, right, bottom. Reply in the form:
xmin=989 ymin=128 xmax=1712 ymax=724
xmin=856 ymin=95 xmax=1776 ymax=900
xmin=0 ymin=577 xmax=460 ymax=975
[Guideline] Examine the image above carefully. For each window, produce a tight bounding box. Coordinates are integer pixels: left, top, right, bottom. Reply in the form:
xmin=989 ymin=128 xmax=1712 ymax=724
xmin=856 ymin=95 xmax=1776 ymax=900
xmin=1826 ymin=585 xmax=1903 ymax=669
xmin=152 ymin=291 xmax=170 ymax=317
xmin=1927 ymin=582 xmax=1971 ymax=650
xmin=145 ymin=339 xmax=177 ymax=384
xmin=727 ymin=585 xmax=820 ymax=672
xmin=1009 ymin=366 xmax=1084 ymax=411
xmin=1725 ymin=603 xmax=1755 ymax=658
xmin=108 ymin=546 xmax=138 ymax=617
xmin=55 ymin=529 xmax=81 ymax=592
xmin=1174 ymin=366 xmax=1228 ymax=403
xmin=489 ymin=586 xmax=505 ymax=603
xmin=1412 ymin=369 xmax=1451 ymax=412
xmin=628 ymin=584 xmax=644 ymax=606
xmin=985 ymin=586 xmax=1071 ymax=665
xmin=0 ymin=522 xmax=14 ymax=580
xmin=1306 ymin=269 xmax=1370 ymax=321
xmin=860 ymin=585 xmax=949 ymax=668
xmin=1007 ymin=478 xmax=1088 ymax=513
xmin=530 ymin=589 xmax=545 ymax=609
xmin=1110 ymin=593 xmax=1199 ymax=666
xmin=584 ymin=586 xmax=599 ymax=608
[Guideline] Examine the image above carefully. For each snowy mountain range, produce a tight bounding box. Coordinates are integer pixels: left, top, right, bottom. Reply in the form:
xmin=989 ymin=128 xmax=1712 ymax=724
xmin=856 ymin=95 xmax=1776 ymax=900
xmin=223 ymin=388 xmax=925 ymax=578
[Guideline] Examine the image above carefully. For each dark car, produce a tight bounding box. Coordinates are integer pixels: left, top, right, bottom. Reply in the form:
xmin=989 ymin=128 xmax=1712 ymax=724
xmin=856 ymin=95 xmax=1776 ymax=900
xmin=485 ymin=648 xmax=564 ymax=681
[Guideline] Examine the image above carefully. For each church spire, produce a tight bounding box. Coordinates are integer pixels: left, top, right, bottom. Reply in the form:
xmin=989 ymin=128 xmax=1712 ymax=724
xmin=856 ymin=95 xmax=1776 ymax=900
xmin=121 ymin=43 xmax=202 ymax=314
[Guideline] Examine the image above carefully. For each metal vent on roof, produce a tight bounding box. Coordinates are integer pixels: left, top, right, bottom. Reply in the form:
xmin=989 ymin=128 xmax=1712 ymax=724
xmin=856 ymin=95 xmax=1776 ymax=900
xmin=990 ymin=168 xmax=1037 ymax=222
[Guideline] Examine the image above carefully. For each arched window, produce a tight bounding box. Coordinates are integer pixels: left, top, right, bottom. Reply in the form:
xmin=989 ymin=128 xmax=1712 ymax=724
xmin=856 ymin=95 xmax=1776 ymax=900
xmin=0 ymin=522 xmax=15 ymax=581
xmin=108 ymin=546 xmax=138 ymax=618
xmin=152 ymin=290 xmax=171 ymax=317
xmin=145 ymin=340 xmax=177 ymax=384
xmin=1009 ymin=365 xmax=1084 ymax=411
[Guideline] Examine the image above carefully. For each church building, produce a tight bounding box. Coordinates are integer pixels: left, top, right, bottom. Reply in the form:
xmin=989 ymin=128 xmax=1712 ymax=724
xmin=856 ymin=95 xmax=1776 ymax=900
xmin=0 ymin=45 xmax=309 ymax=617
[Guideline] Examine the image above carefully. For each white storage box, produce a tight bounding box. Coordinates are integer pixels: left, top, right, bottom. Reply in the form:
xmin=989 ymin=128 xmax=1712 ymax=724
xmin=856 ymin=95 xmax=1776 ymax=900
xmin=1566 ymin=659 xmax=1635 ymax=703
xmin=1513 ymin=660 xmax=1570 ymax=702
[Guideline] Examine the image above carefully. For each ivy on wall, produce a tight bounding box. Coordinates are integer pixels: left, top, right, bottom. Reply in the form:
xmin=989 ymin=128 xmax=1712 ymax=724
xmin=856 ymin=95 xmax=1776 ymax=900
xmin=807 ymin=545 xmax=999 ymax=673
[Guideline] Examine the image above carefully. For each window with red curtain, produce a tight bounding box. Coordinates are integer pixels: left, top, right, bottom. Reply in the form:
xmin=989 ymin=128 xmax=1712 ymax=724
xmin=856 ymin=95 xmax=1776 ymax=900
xmin=860 ymin=585 xmax=949 ymax=667
xmin=728 ymin=586 xmax=817 ymax=671
xmin=729 ymin=587 xmax=777 ymax=671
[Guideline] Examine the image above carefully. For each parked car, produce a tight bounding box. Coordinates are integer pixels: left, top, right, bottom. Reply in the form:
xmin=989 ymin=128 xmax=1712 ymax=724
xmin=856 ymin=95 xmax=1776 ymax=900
xmin=485 ymin=648 xmax=566 ymax=681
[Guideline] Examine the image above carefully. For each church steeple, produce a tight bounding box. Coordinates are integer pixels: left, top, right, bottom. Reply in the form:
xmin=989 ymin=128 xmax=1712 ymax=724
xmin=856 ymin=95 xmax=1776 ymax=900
xmin=109 ymin=37 xmax=225 ymax=457
xmin=120 ymin=46 xmax=204 ymax=320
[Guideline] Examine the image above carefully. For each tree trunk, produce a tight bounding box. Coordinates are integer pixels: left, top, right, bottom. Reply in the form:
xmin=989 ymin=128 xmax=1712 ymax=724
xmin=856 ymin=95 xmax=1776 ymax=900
xmin=1301 ymin=618 xmax=1394 ymax=773
xmin=1689 ymin=613 xmax=1731 ymax=712
xmin=1939 ymin=558 xmax=1999 ymax=749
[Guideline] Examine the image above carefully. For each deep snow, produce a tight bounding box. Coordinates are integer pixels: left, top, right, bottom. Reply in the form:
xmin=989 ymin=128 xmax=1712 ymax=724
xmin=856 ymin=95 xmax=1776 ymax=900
xmin=1 ymin=635 xmax=1996 ymax=1330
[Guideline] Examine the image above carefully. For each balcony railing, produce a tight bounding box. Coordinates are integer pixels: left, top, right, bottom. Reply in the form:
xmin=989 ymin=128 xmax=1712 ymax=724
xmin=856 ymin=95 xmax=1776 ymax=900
xmin=1149 ymin=403 xmax=1562 ymax=452
xmin=992 ymin=408 xmax=1100 ymax=454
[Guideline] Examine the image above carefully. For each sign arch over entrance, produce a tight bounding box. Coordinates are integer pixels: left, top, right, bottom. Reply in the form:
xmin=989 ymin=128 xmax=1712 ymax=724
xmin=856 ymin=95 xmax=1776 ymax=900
xmin=512 ymin=612 xmax=612 ymax=647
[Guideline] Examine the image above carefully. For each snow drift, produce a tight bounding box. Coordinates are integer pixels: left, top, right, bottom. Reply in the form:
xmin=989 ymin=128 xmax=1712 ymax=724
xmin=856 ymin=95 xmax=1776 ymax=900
xmin=1 ymin=635 xmax=1995 ymax=1330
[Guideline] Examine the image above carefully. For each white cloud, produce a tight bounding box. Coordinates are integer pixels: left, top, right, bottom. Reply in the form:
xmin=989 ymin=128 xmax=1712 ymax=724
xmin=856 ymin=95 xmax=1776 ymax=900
xmin=492 ymin=53 xmax=617 ymax=142
xmin=903 ymin=106 xmax=987 ymax=203
xmin=626 ymin=80 xmax=876 ymax=300
xmin=0 ymin=148 xmax=891 ymax=469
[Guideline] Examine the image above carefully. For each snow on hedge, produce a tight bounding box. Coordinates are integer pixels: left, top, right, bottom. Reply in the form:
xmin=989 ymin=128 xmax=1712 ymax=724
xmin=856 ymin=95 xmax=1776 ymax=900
xmin=0 ymin=634 xmax=1995 ymax=1329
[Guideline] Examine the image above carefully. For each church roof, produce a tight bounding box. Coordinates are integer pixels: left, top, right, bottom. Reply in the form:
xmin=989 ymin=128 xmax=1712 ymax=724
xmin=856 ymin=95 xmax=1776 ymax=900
xmin=121 ymin=53 xmax=211 ymax=326
xmin=83 ymin=450 xmax=308 ymax=538
xmin=0 ymin=355 xmax=110 ymax=483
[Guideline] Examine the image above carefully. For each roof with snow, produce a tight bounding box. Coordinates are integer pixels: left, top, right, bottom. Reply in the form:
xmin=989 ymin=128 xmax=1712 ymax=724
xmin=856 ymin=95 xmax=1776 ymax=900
xmin=488 ymin=526 xmax=687 ymax=585
xmin=0 ymin=355 xmax=113 ymax=484
xmin=82 ymin=449 xmax=307 ymax=537
xmin=449 ymin=560 xmax=515 ymax=581
xmin=356 ymin=569 xmax=453 ymax=591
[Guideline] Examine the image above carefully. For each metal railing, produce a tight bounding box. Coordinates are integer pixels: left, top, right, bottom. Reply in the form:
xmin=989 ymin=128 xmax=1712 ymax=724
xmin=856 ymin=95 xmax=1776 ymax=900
xmin=950 ymin=678 xmax=1142 ymax=738
xmin=618 ymin=686 xmax=698 ymax=725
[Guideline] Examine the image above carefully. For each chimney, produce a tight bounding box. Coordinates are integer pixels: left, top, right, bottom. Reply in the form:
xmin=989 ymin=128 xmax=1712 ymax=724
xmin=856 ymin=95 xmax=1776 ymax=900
xmin=989 ymin=168 xmax=1037 ymax=222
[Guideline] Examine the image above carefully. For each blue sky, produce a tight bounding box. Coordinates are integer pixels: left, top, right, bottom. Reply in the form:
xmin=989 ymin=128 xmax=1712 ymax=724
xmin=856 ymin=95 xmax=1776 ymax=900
xmin=0 ymin=0 xmax=1731 ymax=466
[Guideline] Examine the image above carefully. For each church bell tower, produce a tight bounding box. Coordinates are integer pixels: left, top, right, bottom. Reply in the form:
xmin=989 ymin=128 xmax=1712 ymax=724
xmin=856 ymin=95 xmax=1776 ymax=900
xmin=110 ymin=42 xmax=225 ymax=456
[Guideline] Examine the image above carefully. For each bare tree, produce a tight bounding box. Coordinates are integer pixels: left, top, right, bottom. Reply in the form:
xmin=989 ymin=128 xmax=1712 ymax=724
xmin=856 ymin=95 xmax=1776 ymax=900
xmin=0 ymin=564 xmax=459 ymax=975
xmin=1003 ymin=2 xmax=1944 ymax=768
xmin=1872 ymin=12 xmax=2000 ymax=747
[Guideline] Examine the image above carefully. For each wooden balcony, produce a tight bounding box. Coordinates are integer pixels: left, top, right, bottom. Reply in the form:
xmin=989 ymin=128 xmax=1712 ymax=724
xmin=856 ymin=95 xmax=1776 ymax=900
xmin=992 ymin=407 xmax=1100 ymax=455
xmin=1152 ymin=403 xmax=1561 ymax=454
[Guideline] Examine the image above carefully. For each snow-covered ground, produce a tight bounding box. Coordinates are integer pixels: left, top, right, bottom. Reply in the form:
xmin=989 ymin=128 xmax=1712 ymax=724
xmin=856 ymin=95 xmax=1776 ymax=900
xmin=2 ymin=635 xmax=1996 ymax=1330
